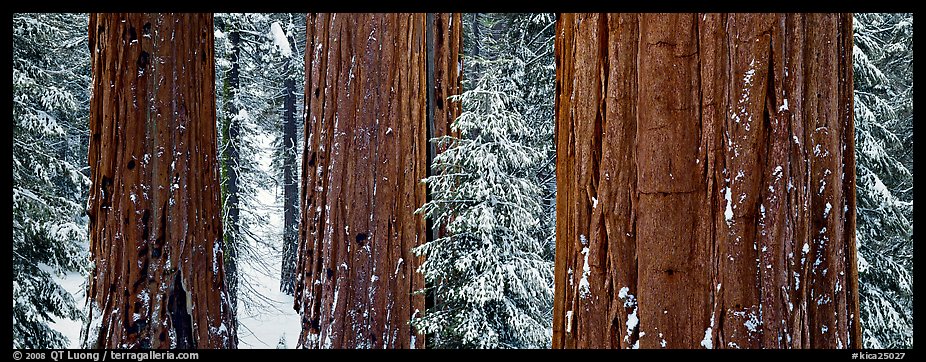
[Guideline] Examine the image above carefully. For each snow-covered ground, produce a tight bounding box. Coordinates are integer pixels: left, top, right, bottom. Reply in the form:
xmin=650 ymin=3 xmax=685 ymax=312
xmin=49 ymin=271 xmax=86 ymax=349
xmin=233 ymin=133 xmax=302 ymax=348
xmin=52 ymin=132 xmax=302 ymax=349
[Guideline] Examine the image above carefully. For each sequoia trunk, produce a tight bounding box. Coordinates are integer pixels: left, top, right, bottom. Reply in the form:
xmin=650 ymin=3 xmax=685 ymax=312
xmin=83 ymin=13 xmax=236 ymax=349
xmin=293 ymin=13 xmax=431 ymax=349
xmin=552 ymin=13 xmax=859 ymax=349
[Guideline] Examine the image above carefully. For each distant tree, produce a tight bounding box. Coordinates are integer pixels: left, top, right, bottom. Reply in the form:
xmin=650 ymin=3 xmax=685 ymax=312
xmin=504 ymin=14 xmax=557 ymax=257
xmin=275 ymin=15 xmax=305 ymax=296
xmin=413 ymin=13 xmax=556 ymax=349
xmin=213 ymin=13 xmax=306 ymax=305
xmin=12 ymin=12 xmax=91 ymax=349
xmin=216 ymin=14 xmax=242 ymax=317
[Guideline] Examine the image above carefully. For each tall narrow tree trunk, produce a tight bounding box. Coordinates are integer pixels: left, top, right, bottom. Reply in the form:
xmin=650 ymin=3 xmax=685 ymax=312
xmin=429 ymin=13 xmax=463 ymax=149
xmin=423 ymin=12 xmax=463 ymax=347
xmin=294 ymin=13 xmax=429 ymax=349
xmin=281 ymin=70 xmax=299 ymax=295
xmin=552 ymin=13 xmax=859 ymax=349
xmin=83 ymin=13 xmax=236 ymax=349
xmin=220 ymin=22 xmax=241 ymax=316
xmin=469 ymin=13 xmax=482 ymax=81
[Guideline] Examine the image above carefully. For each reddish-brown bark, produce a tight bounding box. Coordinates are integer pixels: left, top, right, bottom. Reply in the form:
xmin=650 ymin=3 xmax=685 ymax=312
xmin=84 ymin=13 xmax=236 ymax=349
xmin=552 ymin=13 xmax=859 ymax=349
xmin=430 ymin=13 xmax=463 ymax=148
xmin=294 ymin=13 xmax=431 ymax=349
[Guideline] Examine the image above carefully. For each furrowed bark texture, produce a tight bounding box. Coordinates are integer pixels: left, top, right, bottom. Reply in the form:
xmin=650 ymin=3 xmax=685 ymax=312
xmin=294 ymin=13 xmax=429 ymax=349
xmin=84 ymin=13 xmax=237 ymax=349
xmin=552 ymin=13 xmax=859 ymax=349
xmin=430 ymin=13 xmax=463 ymax=147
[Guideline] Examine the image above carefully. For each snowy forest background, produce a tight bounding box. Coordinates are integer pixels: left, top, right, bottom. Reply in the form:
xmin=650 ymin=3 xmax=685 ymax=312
xmin=11 ymin=13 xmax=912 ymax=349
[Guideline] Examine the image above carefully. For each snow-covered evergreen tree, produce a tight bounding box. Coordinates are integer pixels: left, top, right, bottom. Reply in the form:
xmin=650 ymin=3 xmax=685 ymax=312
xmin=853 ymin=13 xmax=914 ymax=349
xmin=414 ymin=12 xmax=556 ymax=350
xmin=415 ymin=64 xmax=554 ymax=348
xmin=12 ymin=13 xmax=90 ymax=348
xmin=465 ymin=13 xmax=557 ymax=256
xmin=504 ymin=14 xmax=557 ymax=257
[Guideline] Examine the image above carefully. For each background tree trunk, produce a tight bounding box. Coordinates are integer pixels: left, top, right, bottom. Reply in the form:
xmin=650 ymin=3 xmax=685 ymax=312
xmin=83 ymin=13 xmax=236 ymax=349
xmin=293 ymin=13 xmax=429 ymax=349
xmin=469 ymin=13 xmax=481 ymax=79
xmin=219 ymin=20 xmax=241 ymax=316
xmin=281 ymin=72 xmax=299 ymax=295
xmin=552 ymin=13 xmax=859 ymax=349
xmin=429 ymin=13 xmax=463 ymax=149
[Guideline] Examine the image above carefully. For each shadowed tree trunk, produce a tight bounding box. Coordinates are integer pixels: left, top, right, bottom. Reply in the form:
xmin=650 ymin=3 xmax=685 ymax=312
xmin=281 ymin=69 xmax=299 ymax=295
xmin=552 ymin=13 xmax=859 ymax=349
xmin=218 ymin=18 xmax=241 ymax=316
xmin=429 ymin=13 xmax=463 ymax=149
xmin=424 ymin=12 xmax=463 ymax=347
xmin=83 ymin=13 xmax=237 ymax=349
xmin=293 ymin=13 xmax=430 ymax=349
xmin=469 ymin=13 xmax=483 ymax=81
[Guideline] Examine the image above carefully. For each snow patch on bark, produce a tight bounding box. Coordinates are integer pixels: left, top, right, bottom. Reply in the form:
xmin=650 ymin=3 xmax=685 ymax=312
xmin=618 ymin=287 xmax=638 ymax=344
xmin=701 ymin=315 xmax=715 ymax=349
xmin=80 ymin=300 xmax=103 ymax=348
xmin=724 ymin=186 xmax=734 ymax=223
xmin=565 ymin=310 xmax=574 ymax=334
xmin=578 ymin=247 xmax=591 ymax=299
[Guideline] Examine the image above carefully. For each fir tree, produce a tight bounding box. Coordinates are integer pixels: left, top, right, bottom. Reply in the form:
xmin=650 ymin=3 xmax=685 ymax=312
xmin=415 ymin=63 xmax=554 ymax=349
xmin=852 ymin=13 xmax=914 ymax=349
xmin=12 ymin=13 xmax=90 ymax=349
xmin=504 ymin=14 xmax=557 ymax=257
xmin=414 ymin=12 xmax=556 ymax=349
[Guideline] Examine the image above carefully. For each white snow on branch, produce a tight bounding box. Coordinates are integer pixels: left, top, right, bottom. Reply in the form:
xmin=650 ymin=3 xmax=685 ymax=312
xmin=269 ymin=22 xmax=292 ymax=58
